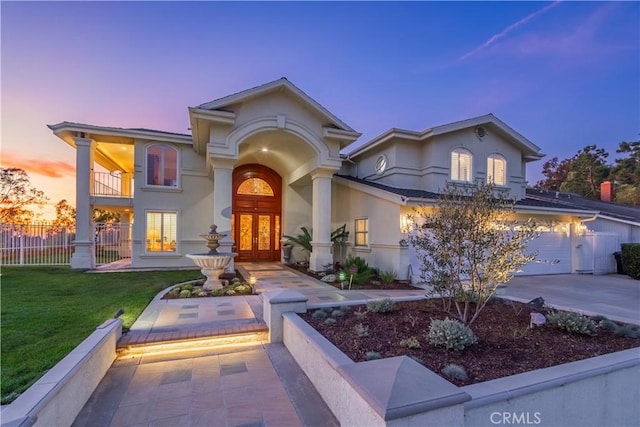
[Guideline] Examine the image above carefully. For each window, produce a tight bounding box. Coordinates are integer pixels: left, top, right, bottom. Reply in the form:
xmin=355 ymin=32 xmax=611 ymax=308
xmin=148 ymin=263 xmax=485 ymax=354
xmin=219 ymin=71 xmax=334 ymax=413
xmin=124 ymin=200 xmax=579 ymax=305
xmin=354 ymin=218 xmax=369 ymax=247
xmin=237 ymin=178 xmax=274 ymax=196
xmin=146 ymin=145 xmax=178 ymax=187
xmin=146 ymin=212 xmax=177 ymax=252
xmin=451 ymin=149 xmax=472 ymax=182
xmin=487 ymin=154 xmax=506 ymax=186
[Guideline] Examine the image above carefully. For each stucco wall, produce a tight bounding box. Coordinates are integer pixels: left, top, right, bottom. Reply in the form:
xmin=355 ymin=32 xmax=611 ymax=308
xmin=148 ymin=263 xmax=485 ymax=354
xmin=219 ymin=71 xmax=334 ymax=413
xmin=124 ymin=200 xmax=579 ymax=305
xmin=131 ymin=141 xmax=213 ymax=268
xmin=353 ymin=127 xmax=528 ymax=200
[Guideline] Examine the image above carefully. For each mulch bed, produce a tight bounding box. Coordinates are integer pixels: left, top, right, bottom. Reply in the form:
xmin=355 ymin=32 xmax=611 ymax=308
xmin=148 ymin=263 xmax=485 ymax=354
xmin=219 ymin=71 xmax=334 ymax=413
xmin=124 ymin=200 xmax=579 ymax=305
xmin=300 ymin=298 xmax=639 ymax=386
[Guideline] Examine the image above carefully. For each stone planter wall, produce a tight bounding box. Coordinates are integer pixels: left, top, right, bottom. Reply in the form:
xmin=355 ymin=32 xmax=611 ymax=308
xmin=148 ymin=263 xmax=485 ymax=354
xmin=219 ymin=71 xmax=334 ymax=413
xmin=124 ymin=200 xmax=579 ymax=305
xmin=282 ymin=311 xmax=640 ymax=427
xmin=1 ymin=318 xmax=122 ymax=427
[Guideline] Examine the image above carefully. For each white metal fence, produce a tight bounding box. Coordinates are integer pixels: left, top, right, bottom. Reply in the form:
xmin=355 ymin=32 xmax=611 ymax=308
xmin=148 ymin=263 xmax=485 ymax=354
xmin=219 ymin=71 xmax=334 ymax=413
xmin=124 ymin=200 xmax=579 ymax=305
xmin=0 ymin=223 xmax=75 ymax=265
xmin=0 ymin=222 xmax=132 ymax=267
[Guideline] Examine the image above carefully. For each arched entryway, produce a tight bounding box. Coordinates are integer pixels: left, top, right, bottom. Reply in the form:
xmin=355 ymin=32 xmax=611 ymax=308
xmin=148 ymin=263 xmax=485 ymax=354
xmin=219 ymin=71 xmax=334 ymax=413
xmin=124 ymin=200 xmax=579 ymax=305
xmin=232 ymin=164 xmax=282 ymax=262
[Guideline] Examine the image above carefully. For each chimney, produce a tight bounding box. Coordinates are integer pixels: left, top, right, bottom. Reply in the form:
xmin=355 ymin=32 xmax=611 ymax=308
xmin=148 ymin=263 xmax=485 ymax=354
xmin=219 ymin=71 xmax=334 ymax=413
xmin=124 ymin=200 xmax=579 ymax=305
xmin=600 ymin=180 xmax=614 ymax=202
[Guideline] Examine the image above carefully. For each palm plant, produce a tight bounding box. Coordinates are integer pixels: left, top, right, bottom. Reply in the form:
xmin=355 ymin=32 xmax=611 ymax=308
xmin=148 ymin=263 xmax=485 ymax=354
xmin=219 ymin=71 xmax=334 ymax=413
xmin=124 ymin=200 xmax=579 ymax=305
xmin=283 ymin=226 xmax=313 ymax=253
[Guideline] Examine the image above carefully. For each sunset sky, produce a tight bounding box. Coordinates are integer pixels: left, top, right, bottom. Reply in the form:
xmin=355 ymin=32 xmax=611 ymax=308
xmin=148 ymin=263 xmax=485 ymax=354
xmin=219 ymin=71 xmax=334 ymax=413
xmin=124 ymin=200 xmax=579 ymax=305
xmin=1 ymin=1 xmax=638 ymax=220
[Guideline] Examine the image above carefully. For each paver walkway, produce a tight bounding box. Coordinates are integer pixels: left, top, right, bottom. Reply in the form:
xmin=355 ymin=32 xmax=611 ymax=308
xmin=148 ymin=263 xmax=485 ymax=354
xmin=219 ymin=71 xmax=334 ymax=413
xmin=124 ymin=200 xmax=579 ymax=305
xmin=75 ymin=263 xmax=425 ymax=427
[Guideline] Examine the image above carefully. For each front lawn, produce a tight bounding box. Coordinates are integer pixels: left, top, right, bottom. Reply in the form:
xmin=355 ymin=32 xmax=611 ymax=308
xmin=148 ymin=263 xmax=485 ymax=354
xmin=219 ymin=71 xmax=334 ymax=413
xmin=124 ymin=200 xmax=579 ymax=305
xmin=0 ymin=266 xmax=201 ymax=404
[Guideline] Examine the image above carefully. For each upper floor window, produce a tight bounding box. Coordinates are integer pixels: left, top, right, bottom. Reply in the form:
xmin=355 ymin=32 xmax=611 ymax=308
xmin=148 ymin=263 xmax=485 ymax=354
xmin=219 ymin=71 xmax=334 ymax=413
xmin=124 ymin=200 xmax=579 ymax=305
xmin=487 ymin=154 xmax=506 ymax=186
xmin=146 ymin=145 xmax=178 ymax=187
xmin=451 ymin=148 xmax=472 ymax=182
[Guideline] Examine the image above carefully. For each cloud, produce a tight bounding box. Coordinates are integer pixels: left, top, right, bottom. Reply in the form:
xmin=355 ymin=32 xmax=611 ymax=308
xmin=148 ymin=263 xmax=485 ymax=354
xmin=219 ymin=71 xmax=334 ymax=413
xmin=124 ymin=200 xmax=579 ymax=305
xmin=0 ymin=152 xmax=75 ymax=178
xmin=459 ymin=1 xmax=562 ymax=61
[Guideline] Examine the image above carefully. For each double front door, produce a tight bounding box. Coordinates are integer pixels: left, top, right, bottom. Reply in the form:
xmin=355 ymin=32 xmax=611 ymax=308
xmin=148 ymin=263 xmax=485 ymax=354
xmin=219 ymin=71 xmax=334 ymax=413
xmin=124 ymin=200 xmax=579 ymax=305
xmin=234 ymin=213 xmax=281 ymax=262
xmin=232 ymin=164 xmax=282 ymax=262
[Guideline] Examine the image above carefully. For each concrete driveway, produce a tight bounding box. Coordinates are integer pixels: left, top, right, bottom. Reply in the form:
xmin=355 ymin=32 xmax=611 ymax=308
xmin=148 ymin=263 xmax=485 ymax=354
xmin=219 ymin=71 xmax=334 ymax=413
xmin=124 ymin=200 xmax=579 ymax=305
xmin=504 ymin=274 xmax=640 ymax=325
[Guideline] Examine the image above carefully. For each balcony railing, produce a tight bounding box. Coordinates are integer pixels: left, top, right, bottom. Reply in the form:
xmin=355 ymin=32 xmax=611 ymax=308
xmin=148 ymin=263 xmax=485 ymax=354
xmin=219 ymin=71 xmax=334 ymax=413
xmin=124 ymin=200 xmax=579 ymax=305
xmin=92 ymin=172 xmax=133 ymax=197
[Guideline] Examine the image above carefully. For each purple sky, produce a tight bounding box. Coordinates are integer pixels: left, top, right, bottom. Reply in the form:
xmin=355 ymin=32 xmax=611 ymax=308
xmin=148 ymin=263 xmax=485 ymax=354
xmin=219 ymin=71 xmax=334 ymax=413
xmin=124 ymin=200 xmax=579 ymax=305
xmin=1 ymin=1 xmax=638 ymax=219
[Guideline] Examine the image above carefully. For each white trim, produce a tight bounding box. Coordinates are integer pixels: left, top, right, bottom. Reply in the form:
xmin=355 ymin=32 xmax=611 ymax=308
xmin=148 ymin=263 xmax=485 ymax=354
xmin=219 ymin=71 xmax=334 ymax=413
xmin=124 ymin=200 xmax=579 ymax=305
xmin=197 ymin=78 xmax=357 ymax=133
xmin=48 ymin=122 xmax=192 ymax=145
xmin=596 ymin=214 xmax=640 ymax=227
xmin=353 ymin=217 xmax=370 ymax=248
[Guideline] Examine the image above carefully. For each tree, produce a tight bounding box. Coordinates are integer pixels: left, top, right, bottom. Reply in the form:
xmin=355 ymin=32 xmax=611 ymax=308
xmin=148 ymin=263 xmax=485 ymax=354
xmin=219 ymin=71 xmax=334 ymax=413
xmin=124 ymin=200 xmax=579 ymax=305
xmin=0 ymin=168 xmax=49 ymax=224
xmin=51 ymin=199 xmax=76 ymax=231
xmin=610 ymin=141 xmax=640 ymax=205
xmin=93 ymin=208 xmax=121 ymax=224
xmin=560 ymin=145 xmax=610 ymax=198
xmin=408 ymin=183 xmax=539 ymax=325
xmin=535 ymin=156 xmax=571 ymax=191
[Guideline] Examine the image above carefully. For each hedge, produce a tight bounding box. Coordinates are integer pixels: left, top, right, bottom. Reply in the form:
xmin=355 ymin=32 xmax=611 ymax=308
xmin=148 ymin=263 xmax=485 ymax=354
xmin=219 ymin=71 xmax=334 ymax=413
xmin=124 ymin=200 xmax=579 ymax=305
xmin=621 ymin=243 xmax=640 ymax=280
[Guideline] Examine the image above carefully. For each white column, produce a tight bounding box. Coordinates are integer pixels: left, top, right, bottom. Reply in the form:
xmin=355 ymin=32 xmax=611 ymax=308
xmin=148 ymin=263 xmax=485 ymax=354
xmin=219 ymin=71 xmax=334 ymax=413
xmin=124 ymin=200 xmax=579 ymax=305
xmin=212 ymin=157 xmax=236 ymax=273
xmin=310 ymin=168 xmax=335 ymax=272
xmin=71 ymin=137 xmax=95 ymax=269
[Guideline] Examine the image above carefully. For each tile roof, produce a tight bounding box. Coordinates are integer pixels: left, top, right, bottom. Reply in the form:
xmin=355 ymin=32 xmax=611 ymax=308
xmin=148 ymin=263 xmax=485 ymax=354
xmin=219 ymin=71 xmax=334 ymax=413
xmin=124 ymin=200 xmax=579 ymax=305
xmin=526 ymin=188 xmax=640 ymax=223
xmin=335 ymin=175 xmax=594 ymax=212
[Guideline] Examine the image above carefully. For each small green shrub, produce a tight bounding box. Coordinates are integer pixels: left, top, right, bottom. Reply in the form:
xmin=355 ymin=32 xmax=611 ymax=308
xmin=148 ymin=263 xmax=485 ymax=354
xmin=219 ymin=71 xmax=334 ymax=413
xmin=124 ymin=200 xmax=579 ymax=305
xmin=546 ymin=311 xmax=598 ymax=336
xmin=312 ymin=309 xmax=328 ymax=319
xmin=590 ymin=315 xmax=608 ymax=323
xmin=427 ymin=318 xmax=478 ymax=351
xmin=182 ymin=284 xmax=194 ymax=291
xmin=323 ymin=307 xmax=335 ymax=313
xmin=364 ymin=351 xmax=382 ymax=361
xmin=324 ymin=318 xmax=337 ymax=326
xmin=621 ymin=243 xmax=640 ymax=279
xmin=399 ymin=336 xmax=421 ymax=349
xmin=354 ymin=323 xmax=369 ymax=337
xmin=366 ymin=298 xmax=396 ymax=313
xmin=196 ymin=290 xmax=207 ymax=297
xmin=615 ymin=325 xmax=640 ymax=339
xmin=340 ymin=305 xmax=350 ymax=312
xmin=331 ymin=310 xmax=344 ymax=317
xmin=442 ymin=363 xmax=468 ymax=381
xmin=179 ymin=289 xmax=191 ymax=298
xmin=168 ymin=287 xmax=181 ymax=296
xmin=599 ymin=319 xmax=619 ymax=331
xmin=354 ymin=309 xmax=367 ymax=319
xmin=379 ymin=270 xmax=397 ymax=284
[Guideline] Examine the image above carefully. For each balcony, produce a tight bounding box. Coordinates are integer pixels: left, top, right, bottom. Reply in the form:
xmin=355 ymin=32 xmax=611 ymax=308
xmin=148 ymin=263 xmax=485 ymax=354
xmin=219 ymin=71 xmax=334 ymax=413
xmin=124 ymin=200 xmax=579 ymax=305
xmin=91 ymin=172 xmax=133 ymax=207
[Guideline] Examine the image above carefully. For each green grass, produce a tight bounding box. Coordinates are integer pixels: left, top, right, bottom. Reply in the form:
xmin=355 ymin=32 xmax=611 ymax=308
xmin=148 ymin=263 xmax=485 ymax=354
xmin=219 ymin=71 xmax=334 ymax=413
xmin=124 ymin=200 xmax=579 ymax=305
xmin=0 ymin=266 xmax=202 ymax=404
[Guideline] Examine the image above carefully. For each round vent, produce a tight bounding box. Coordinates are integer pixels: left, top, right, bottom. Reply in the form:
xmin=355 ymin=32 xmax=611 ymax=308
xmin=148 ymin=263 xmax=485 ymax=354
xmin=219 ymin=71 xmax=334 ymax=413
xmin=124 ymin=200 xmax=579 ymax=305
xmin=475 ymin=126 xmax=486 ymax=139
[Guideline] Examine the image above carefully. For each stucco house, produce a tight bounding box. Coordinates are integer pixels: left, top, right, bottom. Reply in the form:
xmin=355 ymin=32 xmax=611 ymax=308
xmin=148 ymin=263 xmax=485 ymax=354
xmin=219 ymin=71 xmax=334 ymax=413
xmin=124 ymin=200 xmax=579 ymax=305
xmin=49 ymin=78 xmax=619 ymax=278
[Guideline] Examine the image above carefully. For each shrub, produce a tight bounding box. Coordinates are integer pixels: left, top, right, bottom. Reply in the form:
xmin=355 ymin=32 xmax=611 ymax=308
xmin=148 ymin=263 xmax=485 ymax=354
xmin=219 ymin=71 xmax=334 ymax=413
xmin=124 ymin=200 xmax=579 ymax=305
xmin=324 ymin=318 xmax=337 ymax=326
xmin=441 ymin=363 xmax=468 ymax=381
xmin=427 ymin=318 xmax=478 ymax=351
xmin=182 ymin=284 xmax=194 ymax=291
xmin=340 ymin=305 xmax=350 ymax=312
xmin=599 ymin=319 xmax=619 ymax=331
xmin=179 ymin=289 xmax=191 ymax=298
xmin=168 ymin=287 xmax=181 ymax=296
xmin=399 ymin=336 xmax=421 ymax=349
xmin=331 ymin=310 xmax=344 ymax=317
xmin=546 ymin=311 xmax=598 ymax=336
xmin=364 ymin=351 xmax=382 ymax=361
xmin=343 ymin=256 xmax=374 ymax=285
xmin=590 ymin=315 xmax=608 ymax=323
xmin=323 ymin=307 xmax=335 ymax=313
xmin=378 ymin=270 xmax=397 ymax=284
xmin=312 ymin=309 xmax=328 ymax=319
xmin=354 ymin=323 xmax=369 ymax=337
xmin=615 ymin=325 xmax=640 ymax=339
xmin=366 ymin=298 xmax=396 ymax=313
xmin=621 ymin=243 xmax=640 ymax=280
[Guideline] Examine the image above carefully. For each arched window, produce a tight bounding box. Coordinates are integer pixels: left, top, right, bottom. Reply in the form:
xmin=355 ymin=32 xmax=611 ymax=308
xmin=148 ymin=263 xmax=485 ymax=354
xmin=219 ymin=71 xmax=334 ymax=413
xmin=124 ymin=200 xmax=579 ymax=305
xmin=487 ymin=154 xmax=506 ymax=186
xmin=146 ymin=145 xmax=178 ymax=187
xmin=236 ymin=178 xmax=274 ymax=196
xmin=451 ymin=148 xmax=472 ymax=182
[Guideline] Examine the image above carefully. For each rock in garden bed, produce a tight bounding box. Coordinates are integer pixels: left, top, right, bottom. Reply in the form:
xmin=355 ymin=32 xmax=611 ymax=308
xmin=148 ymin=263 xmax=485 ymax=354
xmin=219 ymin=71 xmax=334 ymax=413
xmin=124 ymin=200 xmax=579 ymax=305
xmin=299 ymin=298 xmax=640 ymax=386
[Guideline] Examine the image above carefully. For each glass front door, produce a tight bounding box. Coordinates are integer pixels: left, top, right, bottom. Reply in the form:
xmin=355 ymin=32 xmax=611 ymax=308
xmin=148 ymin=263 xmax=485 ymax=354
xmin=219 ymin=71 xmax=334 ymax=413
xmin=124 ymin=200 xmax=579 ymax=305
xmin=236 ymin=213 xmax=280 ymax=262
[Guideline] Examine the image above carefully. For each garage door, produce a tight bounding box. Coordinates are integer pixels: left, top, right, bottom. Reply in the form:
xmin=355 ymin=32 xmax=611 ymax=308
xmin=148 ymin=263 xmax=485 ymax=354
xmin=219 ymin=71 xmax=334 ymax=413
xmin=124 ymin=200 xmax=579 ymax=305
xmin=517 ymin=232 xmax=572 ymax=275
